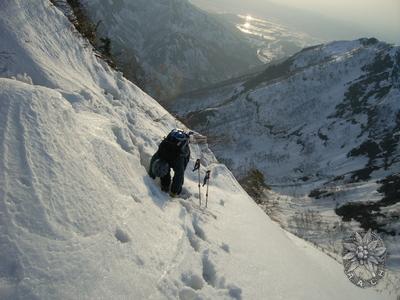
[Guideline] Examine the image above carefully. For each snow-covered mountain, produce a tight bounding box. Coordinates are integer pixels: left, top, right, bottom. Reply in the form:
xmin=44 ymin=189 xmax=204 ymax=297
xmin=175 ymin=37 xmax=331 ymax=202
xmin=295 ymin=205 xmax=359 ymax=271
xmin=171 ymin=39 xmax=400 ymax=281
xmin=78 ymin=0 xmax=261 ymax=101
xmin=0 ymin=1 xmax=394 ymax=299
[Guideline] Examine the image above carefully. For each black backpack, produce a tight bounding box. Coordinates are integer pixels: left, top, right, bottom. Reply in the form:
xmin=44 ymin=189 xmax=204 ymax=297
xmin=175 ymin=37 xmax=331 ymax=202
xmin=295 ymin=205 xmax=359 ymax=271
xmin=158 ymin=130 xmax=189 ymax=162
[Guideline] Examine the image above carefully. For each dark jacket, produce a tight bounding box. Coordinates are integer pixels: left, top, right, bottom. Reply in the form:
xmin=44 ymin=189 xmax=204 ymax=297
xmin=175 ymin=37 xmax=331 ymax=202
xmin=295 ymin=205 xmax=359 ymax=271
xmin=149 ymin=142 xmax=190 ymax=195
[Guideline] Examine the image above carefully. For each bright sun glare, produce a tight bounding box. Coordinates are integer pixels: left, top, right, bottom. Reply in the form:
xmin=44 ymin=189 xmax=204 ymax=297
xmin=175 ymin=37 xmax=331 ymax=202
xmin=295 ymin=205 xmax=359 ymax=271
xmin=243 ymin=15 xmax=252 ymax=28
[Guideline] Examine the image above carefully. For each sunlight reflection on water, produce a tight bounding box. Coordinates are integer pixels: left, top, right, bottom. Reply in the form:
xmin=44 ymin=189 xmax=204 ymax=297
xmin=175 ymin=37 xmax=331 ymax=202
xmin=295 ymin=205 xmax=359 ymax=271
xmin=236 ymin=14 xmax=320 ymax=63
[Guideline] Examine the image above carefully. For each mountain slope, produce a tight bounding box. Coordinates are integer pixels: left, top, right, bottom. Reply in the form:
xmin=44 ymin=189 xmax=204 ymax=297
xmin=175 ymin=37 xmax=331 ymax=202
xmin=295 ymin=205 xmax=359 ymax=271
xmin=0 ymin=1 xmax=393 ymax=299
xmin=171 ymin=39 xmax=400 ymax=277
xmin=79 ymin=0 xmax=261 ymax=101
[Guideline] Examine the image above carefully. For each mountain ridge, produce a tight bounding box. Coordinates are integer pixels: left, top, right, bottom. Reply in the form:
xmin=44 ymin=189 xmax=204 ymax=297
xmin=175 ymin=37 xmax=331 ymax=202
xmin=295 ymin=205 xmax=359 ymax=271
xmin=171 ymin=38 xmax=400 ymax=281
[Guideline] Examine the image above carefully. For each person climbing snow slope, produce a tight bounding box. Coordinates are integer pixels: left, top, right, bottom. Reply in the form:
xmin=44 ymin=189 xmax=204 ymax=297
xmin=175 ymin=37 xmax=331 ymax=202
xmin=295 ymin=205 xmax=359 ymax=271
xmin=149 ymin=129 xmax=190 ymax=197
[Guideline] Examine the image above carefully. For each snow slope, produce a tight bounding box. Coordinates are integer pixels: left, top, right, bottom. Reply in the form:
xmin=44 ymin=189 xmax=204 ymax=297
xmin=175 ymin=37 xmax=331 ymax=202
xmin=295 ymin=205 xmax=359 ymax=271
xmin=0 ymin=1 xmax=393 ymax=299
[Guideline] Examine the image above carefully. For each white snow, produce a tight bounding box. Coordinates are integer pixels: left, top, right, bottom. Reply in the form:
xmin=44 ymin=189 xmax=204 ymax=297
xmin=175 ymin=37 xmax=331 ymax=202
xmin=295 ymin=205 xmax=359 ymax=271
xmin=171 ymin=37 xmax=400 ymax=292
xmin=0 ymin=1 xmax=393 ymax=299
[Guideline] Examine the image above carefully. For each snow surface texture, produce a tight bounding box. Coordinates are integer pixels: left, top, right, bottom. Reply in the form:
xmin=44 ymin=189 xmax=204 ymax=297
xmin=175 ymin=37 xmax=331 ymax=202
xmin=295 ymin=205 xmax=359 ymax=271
xmin=0 ymin=1 xmax=393 ymax=299
xmin=172 ymin=39 xmax=400 ymax=290
xmin=79 ymin=0 xmax=260 ymax=101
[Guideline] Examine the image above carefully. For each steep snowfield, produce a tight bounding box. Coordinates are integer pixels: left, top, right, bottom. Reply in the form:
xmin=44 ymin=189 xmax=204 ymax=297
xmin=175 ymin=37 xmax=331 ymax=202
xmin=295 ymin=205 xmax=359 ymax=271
xmin=79 ymin=0 xmax=260 ymax=100
xmin=0 ymin=1 xmax=393 ymax=299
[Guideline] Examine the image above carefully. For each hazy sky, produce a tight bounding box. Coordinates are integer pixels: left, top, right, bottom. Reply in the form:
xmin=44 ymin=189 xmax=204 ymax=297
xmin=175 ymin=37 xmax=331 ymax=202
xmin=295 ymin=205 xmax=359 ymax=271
xmin=191 ymin=0 xmax=400 ymax=43
xmin=269 ymin=0 xmax=399 ymax=40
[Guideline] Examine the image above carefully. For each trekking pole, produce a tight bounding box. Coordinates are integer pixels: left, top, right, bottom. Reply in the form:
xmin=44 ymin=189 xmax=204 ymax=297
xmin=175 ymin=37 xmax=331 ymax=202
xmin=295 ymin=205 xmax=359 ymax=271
xmin=193 ymin=159 xmax=201 ymax=206
xmin=203 ymin=170 xmax=211 ymax=208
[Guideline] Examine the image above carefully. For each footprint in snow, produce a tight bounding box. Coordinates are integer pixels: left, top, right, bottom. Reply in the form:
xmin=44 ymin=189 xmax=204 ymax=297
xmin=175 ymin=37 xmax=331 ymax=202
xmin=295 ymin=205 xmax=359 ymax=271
xmin=114 ymin=227 xmax=130 ymax=243
xmin=192 ymin=216 xmax=206 ymax=241
xmin=178 ymin=187 xmax=192 ymax=200
xmin=178 ymin=287 xmax=200 ymax=300
xmin=186 ymin=228 xmax=201 ymax=252
xmin=220 ymin=243 xmax=230 ymax=253
xmin=181 ymin=272 xmax=204 ymax=290
xmin=201 ymin=250 xmax=242 ymax=299
xmin=131 ymin=194 xmax=142 ymax=203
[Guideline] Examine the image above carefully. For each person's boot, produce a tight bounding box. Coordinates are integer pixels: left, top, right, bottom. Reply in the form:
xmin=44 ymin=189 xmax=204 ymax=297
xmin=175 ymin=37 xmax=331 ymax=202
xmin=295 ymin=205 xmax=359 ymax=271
xmin=161 ymin=185 xmax=169 ymax=193
xmin=169 ymin=192 xmax=177 ymax=198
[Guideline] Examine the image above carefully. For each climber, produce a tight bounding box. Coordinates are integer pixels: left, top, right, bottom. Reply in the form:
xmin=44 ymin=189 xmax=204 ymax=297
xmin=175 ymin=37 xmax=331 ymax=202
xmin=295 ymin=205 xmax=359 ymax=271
xmin=148 ymin=129 xmax=191 ymax=197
